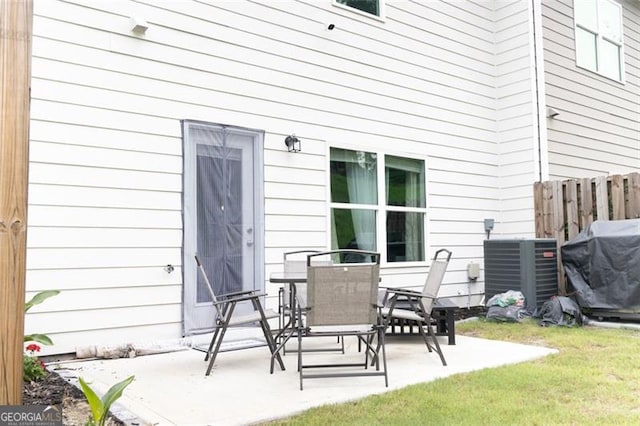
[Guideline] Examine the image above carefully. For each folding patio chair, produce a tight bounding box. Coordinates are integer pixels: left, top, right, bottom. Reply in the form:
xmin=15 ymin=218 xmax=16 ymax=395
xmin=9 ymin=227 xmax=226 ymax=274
xmin=278 ymin=250 xmax=319 ymax=338
xmin=194 ymin=255 xmax=285 ymax=376
xmin=297 ymin=250 xmax=387 ymax=390
xmin=275 ymin=250 xmax=344 ymax=355
xmin=379 ymin=248 xmax=452 ymax=366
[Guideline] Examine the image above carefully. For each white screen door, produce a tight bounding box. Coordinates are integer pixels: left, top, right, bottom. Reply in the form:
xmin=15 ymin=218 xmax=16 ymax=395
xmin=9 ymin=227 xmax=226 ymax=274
xmin=182 ymin=121 xmax=264 ymax=335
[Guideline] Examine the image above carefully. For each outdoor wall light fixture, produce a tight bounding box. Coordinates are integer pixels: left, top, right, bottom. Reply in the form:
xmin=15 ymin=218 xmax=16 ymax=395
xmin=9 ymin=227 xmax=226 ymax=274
xmin=284 ymin=135 xmax=301 ymax=152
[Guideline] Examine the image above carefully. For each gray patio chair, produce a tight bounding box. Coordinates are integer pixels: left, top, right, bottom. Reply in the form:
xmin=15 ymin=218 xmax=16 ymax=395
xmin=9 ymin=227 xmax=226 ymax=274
xmin=277 ymin=250 xmax=319 ymax=340
xmin=379 ymin=248 xmax=452 ymax=366
xmin=275 ymin=250 xmax=344 ymax=355
xmin=297 ymin=250 xmax=387 ymax=390
xmin=194 ymin=255 xmax=285 ymax=376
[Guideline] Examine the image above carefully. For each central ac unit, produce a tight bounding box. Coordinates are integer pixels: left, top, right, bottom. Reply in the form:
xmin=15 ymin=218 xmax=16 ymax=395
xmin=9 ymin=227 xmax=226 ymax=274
xmin=484 ymin=239 xmax=558 ymax=313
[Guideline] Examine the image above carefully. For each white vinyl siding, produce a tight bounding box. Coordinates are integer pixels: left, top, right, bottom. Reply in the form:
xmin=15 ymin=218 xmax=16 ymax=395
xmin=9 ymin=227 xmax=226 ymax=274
xmin=542 ymin=0 xmax=640 ymax=180
xmin=25 ymin=0 xmax=557 ymax=353
xmin=494 ymin=1 xmax=540 ymax=238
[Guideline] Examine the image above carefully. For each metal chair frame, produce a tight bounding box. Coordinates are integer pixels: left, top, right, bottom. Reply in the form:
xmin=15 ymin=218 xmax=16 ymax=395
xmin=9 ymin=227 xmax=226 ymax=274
xmin=379 ymin=248 xmax=452 ymax=366
xmin=297 ymin=250 xmax=388 ymax=390
xmin=195 ymin=255 xmax=285 ymax=376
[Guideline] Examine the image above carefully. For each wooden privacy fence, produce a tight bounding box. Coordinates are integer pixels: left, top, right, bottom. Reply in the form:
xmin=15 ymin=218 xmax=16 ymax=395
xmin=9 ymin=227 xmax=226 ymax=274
xmin=534 ymin=172 xmax=640 ymax=294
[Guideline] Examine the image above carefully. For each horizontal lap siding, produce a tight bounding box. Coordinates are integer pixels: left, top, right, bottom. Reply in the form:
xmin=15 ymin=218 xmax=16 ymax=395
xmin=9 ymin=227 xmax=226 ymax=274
xmin=28 ymin=0 xmax=503 ymax=352
xmin=542 ymin=0 xmax=640 ymax=180
xmin=495 ymin=0 xmax=538 ymax=238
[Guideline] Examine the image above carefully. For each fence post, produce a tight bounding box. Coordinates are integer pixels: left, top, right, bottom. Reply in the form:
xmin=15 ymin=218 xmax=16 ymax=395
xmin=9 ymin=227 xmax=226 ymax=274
xmin=610 ymin=175 xmax=625 ymax=220
xmin=629 ymin=173 xmax=640 ymax=219
xmin=578 ymin=177 xmax=594 ymax=229
xmin=595 ymin=176 xmax=609 ymax=220
xmin=0 ymin=0 xmax=33 ymax=405
xmin=565 ymin=180 xmax=579 ymax=240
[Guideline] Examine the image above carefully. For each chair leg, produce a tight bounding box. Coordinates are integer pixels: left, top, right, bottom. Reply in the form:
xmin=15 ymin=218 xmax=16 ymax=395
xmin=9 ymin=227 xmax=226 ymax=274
xmin=378 ymin=326 xmax=388 ymax=387
xmin=416 ymin=322 xmax=434 ymax=353
xmin=426 ymin=324 xmax=447 ymax=366
xmin=260 ymin=316 xmax=285 ymax=373
xmin=360 ymin=336 xmax=370 ymax=369
xmin=204 ymin=326 xmax=222 ymax=362
xmin=205 ymin=321 xmax=231 ymax=376
xmin=298 ymin=329 xmax=304 ymax=390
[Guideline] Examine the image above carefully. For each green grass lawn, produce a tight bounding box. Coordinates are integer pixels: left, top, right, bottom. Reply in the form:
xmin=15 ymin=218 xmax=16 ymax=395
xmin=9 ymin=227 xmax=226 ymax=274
xmin=268 ymin=319 xmax=640 ymax=425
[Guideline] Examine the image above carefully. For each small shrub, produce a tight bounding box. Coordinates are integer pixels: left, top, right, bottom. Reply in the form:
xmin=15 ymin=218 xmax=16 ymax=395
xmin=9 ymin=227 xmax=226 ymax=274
xmin=23 ymin=343 xmax=46 ymax=382
xmin=23 ymin=290 xmax=59 ymax=382
xmin=24 ymin=290 xmax=60 ymax=345
xmin=79 ymin=375 xmax=135 ymax=426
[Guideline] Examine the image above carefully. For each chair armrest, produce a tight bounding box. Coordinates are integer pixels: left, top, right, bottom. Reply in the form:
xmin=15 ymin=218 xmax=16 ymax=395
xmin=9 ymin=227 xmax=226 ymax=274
xmin=385 ymin=288 xmax=422 ymax=298
xmin=214 ymin=292 xmax=266 ymax=305
xmin=218 ymin=289 xmax=258 ymax=299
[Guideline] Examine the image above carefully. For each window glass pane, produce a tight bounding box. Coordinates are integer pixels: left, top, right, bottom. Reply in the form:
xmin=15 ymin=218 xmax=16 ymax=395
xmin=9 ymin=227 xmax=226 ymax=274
xmin=575 ymin=0 xmax=597 ymax=30
xmin=330 ymin=147 xmax=377 ymax=205
xmin=331 ymin=208 xmax=376 ymax=254
xmin=385 ymin=155 xmax=425 ymax=208
xmin=599 ymin=39 xmax=621 ymax=80
xmin=575 ymin=27 xmax=597 ymax=70
xmin=337 ymin=0 xmax=379 ymax=16
xmin=599 ymin=0 xmax=622 ymax=43
xmin=386 ymin=212 xmax=424 ymax=262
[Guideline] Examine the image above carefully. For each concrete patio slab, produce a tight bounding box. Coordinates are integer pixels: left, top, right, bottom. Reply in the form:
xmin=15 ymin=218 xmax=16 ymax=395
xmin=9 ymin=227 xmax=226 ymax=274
xmin=55 ymin=334 xmax=557 ymax=425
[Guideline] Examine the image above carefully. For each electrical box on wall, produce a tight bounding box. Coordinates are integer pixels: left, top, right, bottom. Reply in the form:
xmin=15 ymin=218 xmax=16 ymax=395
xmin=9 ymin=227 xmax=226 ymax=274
xmin=484 ymin=239 xmax=558 ymax=313
xmin=467 ymin=262 xmax=479 ymax=280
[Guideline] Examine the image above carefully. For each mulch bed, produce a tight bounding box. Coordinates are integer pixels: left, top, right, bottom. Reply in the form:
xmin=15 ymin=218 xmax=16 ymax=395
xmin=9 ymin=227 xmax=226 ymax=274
xmin=23 ymin=370 xmax=85 ymax=406
xmin=23 ymin=370 xmax=124 ymax=426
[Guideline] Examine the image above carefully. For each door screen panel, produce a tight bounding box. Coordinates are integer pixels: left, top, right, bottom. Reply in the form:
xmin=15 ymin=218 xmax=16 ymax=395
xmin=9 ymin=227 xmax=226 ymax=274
xmin=182 ymin=121 xmax=264 ymax=335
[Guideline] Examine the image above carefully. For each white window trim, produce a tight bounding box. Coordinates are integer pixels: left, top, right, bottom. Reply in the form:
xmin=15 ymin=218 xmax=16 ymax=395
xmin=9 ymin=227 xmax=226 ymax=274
xmin=326 ymin=142 xmax=430 ymax=268
xmin=332 ymin=0 xmax=386 ymax=22
xmin=573 ymin=0 xmax=625 ymax=83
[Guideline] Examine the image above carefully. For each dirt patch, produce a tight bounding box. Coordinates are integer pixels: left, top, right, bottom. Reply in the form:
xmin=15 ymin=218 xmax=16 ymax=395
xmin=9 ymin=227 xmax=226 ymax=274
xmin=23 ymin=370 xmax=123 ymax=426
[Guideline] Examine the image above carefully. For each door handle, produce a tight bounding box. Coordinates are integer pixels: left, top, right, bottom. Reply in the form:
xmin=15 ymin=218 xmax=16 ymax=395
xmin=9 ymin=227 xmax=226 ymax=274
xmin=246 ymin=227 xmax=253 ymax=246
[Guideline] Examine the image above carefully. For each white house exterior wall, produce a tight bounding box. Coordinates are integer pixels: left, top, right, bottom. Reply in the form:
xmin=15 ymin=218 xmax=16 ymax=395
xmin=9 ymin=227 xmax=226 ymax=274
xmin=494 ymin=0 xmax=540 ymax=238
xmin=25 ymin=0 xmax=540 ymax=354
xmin=541 ymin=0 xmax=640 ymax=180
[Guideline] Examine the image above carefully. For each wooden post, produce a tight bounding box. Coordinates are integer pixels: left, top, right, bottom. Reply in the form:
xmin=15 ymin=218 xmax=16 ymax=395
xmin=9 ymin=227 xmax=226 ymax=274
xmin=595 ymin=176 xmax=609 ymax=220
xmin=1 ymin=0 xmax=33 ymax=405
xmin=628 ymin=173 xmax=640 ymax=219
xmin=578 ymin=177 xmax=593 ymax=230
xmin=565 ymin=179 xmax=579 ymax=240
xmin=533 ymin=182 xmax=544 ymax=238
xmin=610 ymin=175 xmax=625 ymax=220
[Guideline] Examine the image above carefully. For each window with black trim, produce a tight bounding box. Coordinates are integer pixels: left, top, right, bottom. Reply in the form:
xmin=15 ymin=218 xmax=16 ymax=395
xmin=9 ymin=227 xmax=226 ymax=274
xmin=574 ymin=0 xmax=624 ymax=81
xmin=335 ymin=0 xmax=381 ymax=17
xmin=330 ymin=147 xmax=426 ymax=263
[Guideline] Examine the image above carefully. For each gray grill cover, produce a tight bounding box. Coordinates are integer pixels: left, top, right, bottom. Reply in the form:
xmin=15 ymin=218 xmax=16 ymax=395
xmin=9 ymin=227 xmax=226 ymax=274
xmin=561 ymin=219 xmax=640 ymax=313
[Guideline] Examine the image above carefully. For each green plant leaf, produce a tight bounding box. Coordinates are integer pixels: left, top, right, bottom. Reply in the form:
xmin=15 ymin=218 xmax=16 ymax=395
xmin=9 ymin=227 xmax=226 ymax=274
xmin=79 ymin=377 xmax=104 ymax=425
xmin=100 ymin=375 xmax=135 ymax=425
xmin=24 ymin=334 xmax=54 ymax=345
xmin=25 ymin=290 xmax=60 ymax=312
